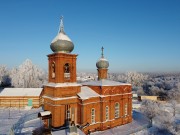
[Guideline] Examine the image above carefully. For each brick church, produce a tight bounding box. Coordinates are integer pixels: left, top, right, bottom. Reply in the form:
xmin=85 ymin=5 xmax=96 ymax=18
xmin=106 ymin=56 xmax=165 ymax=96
xmin=43 ymin=17 xmax=132 ymax=134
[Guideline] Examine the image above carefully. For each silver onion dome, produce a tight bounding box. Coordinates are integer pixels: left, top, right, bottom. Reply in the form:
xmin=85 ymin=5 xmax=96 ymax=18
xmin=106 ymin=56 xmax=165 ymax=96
xmin=50 ymin=16 xmax=74 ymax=53
xmin=96 ymin=47 xmax=109 ymax=69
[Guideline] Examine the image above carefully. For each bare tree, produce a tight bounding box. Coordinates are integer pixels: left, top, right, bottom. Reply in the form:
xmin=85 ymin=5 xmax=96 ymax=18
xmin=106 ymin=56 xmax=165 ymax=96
xmin=168 ymin=88 xmax=180 ymax=101
xmin=156 ymin=110 xmax=176 ymax=135
xmin=140 ymin=100 xmax=160 ymax=126
xmin=137 ymin=87 xmax=145 ymax=95
xmin=126 ymin=71 xmax=148 ymax=91
xmin=0 ymin=65 xmax=10 ymax=86
xmin=10 ymin=59 xmax=46 ymax=88
xmin=149 ymin=86 xmax=164 ymax=96
xmin=170 ymin=100 xmax=177 ymax=117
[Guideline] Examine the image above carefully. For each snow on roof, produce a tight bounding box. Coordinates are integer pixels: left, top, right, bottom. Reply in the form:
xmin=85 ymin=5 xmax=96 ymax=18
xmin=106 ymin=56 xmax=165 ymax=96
xmin=0 ymin=88 xmax=43 ymax=97
xmin=51 ymin=32 xmax=72 ymax=43
xmin=133 ymin=94 xmax=138 ymax=97
xmin=39 ymin=111 xmax=51 ymax=116
xmin=81 ymin=79 xmax=131 ymax=86
xmin=43 ymin=95 xmax=78 ymax=101
xmin=44 ymin=82 xmax=81 ymax=87
xmin=77 ymin=86 xmax=100 ymax=100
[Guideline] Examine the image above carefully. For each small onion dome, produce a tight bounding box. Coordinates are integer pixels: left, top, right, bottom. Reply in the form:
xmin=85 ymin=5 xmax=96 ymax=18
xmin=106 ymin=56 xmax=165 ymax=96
xmin=96 ymin=47 xmax=109 ymax=69
xmin=96 ymin=57 xmax=109 ymax=69
xmin=50 ymin=16 xmax=74 ymax=53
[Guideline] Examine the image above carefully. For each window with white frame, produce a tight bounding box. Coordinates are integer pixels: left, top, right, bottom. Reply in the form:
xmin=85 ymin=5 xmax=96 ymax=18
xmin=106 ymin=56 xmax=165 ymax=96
xmin=124 ymin=103 xmax=128 ymax=116
xmin=91 ymin=108 xmax=95 ymax=123
xmin=115 ymin=102 xmax=119 ymax=118
xmin=105 ymin=106 xmax=109 ymax=121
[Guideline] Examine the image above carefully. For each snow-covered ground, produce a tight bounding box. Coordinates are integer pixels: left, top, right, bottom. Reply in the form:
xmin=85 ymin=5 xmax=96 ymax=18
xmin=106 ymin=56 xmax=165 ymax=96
xmin=52 ymin=128 xmax=85 ymax=135
xmin=0 ymin=107 xmax=27 ymax=134
xmin=0 ymin=107 xmax=42 ymax=134
xmin=1 ymin=102 xmax=180 ymax=135
xmin=92 ymin=110 xmax=150 ymax=135
xmin=14 ymin=118 xmax=42 ymax=134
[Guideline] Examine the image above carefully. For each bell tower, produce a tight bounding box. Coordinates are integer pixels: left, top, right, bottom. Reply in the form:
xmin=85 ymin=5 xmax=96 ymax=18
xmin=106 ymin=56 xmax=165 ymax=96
xmin=48 ymin=16 xmax=77 ymax=84
xmin=48 ymin=53 xmax=77 ymax=83
xmin=43 ymin=17 xmax=81 ymax=128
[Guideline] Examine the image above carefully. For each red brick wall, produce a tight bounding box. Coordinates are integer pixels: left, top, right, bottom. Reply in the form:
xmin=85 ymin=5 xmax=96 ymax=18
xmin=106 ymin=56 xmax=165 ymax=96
xmin=43 ymin=52 xmax=132 ymax=134
xmin=48 ymin=53 xmax=77 ymax=83
xmin=44 ymin=96 xmax=80 ymax=127
xmin=44 ymin=84 xmax=132 ymax=132
xmin=78 ymin=90 xmax=132 ymax=134
xmin=97 ymin=69 xmax=108 ymax=80
xmin=44 ymin=86 xmax=81 ymax=97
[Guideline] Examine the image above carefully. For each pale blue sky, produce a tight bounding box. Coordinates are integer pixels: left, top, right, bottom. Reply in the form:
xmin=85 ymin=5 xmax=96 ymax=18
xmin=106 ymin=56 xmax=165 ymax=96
xmin=0 ymin=0 xmax=180 ymax=73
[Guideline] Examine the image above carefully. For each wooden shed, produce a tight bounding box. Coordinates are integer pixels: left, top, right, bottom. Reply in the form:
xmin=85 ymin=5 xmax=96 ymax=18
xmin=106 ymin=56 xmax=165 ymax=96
xmin=0 ymin=88 xmax=43 ymax=108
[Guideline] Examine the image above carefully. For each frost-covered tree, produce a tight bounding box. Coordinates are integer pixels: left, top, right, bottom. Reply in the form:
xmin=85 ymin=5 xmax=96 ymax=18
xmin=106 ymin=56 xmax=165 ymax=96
xmin=126 ymin=71 xmax=148 ymax=91
xmin=149 ymin=86 xmax=165 ymax=96
xmin=140 ymin=100 xmax=160 ymax=126
xmin=10 ymin=59 xmax=46 ymax=88
xmin=176 ymin=82 xmax=180 ymax=90
xmin=126 ymin=71 xmax=148 ymax=86
xmin=170 ymin=100 xmax=177 ymax=117
xmin=0 ymin=65 xmax=11 ymax=86
xmin=137 ymin=87 xmax=145 ymax=95
xmin=155 ymin=111 xmax=176 ymax=135
xmin=168 ymin=87 xmax=180 ymax=101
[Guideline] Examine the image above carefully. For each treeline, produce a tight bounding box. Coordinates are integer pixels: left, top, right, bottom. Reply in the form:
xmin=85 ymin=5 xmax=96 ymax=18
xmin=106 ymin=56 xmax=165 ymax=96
xmin=108 ymin=71 xmax=180 ymax=101
xmin=1 ymin=60 xmax=180 ymax=98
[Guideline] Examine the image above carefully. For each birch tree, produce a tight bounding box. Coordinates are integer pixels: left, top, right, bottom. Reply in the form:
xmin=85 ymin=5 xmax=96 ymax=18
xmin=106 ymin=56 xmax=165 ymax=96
xmin=10 ymin=59 xmax=46 ymax=88
xmin=126 ymin=71 xmax=148 ymax=91
xmin=140 ymin=100 xmax=160 ymax=126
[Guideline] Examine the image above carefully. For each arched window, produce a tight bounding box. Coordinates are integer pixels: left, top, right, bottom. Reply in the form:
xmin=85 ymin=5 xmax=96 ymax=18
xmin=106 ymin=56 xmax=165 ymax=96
xmin=64 ymin=63 xmax=70 ymax=80
xmin=124 ymin=103 xmax=128 ymax=116
xmin=115 ymin=102 xmax=119 ymax=118
xmin=64 ymin=63 xmax=70 ymax=73
xmin=105 ymin=106 xmax=109 ymax=121
xmin=52 ymin=61 xmax=55 ymax=78
xmin=91 ymin=108 xmax=95 ymax=124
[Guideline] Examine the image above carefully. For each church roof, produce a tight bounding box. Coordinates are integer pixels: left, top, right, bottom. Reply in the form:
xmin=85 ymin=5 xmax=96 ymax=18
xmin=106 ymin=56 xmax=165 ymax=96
xmin=44 ymin=82 xmax=81 ymax=87
xmin=77 ymin=86 xmax=100 ymax=100
xmin=0 ymin=88 xmax=43 ymax=97
xmin=81 ymin=79 xmax=131 ymax=86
